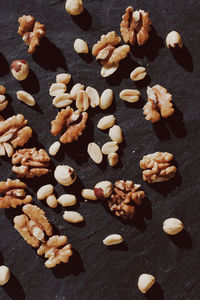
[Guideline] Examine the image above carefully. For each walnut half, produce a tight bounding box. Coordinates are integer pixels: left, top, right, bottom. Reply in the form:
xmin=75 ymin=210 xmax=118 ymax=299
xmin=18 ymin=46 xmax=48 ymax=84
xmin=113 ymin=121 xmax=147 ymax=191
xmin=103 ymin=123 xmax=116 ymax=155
xmin=140 ymin=152 xmax=177 ymax=183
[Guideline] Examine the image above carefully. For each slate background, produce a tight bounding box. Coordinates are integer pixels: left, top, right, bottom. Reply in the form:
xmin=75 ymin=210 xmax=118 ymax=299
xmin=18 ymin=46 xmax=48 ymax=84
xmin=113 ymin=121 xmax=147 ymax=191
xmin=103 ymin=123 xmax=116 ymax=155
xmin=0 ymin=0 xmax=199 ymax=299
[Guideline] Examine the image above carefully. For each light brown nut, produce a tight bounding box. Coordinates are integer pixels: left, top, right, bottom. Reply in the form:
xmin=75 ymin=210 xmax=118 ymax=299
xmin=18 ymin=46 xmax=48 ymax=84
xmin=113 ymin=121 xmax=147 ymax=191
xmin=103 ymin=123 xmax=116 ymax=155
xmin=97 ymin=115 xmax=115 ymax=130
xmin=46 ymin=194 xmax=58 ymax=208
xmin=103 ymin=234 xmax=123 ymax=246
xmin=3 ymin=142 xmax=14 ymax=157
xmin=0 ymin=143 xmax=6 ymax=156
xmin=100 ymin=89 xmax=114 ymax=109
xmin=11 ymin=60 xmax=29 ymax=81
xmin=16 ymin=91 xmax=35 ymax=106
xmin=63 ymin=211 xmax=84 ymax=223
xmin=120 ymin=89 xmax=140 ymax=103
xmin=108 ymin=152 xmax=119 ymax=167
xmin=87 ymin=142 xmax=103 ymax=164
xmin=37 ymin=184 xmax=54 ymax=200
xmin=70 ymin=83 xmax=84 ymax=100
xmin=54 ymin=165 xmax=76 ymax=186
xmin=94 ymin=181 xmax=113 ymax=199
xmin=0 ymin=266 xmax=10 ymax=286
xmin=76 ymin=90 xmax=89 ymax=112
xmin=49 ymin=83 xmax=66 ymax=97
xmin=0 ymin=85 xmax=6 ymax=95
xmin=65 ymin=0 xmax=84 ymax=16
xmin=58 ymin=194 xmax=77 ymax=207
xmin=138 ymin=274 xmax=155 ymax=294
xmin=86 ymin=86 xmax=100 ymax=108
xmin=56 ymin=73 xmax=71 ymax=85
xmin=130 ymin=67 xmax=147 ymax=81
xmin=109 ymin=125 xmax=123 ymax=143
xmin=81 ymin=189 xmax=97 ymax=201
xmin=49 ymin=141 xmax=61 ymax=156
xmin=101 ymin=63 xmax=119 ymax=77
xmin=102 ymin=141 xmax=119 ymax=155
xmin=74 ymin=39 xmax=89 ymax=54
xmin=166 ymin=31 xmax=183 ymax=48
xmin=163 ymin=218 xmax=184 ymax=235
xmin=52 ymin=93 xmax=73 ymax=108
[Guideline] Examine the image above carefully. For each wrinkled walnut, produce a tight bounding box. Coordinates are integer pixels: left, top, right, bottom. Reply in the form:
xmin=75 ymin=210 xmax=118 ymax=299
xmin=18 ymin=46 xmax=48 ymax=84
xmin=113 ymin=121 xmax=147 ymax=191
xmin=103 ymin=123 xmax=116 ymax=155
xmin=0 ymin=179 xmax=32 ymax=209
xmin=140 ymin=152 xmax=177 ymax=183
xmin=12 ymin=148 xmax=50 ymax=178
xmin=51 ymin=107 xmax=88 ymax=144
xmin=143 ymin=85 xmax=174 ymax=123
xmin=108 ymin=180 xmax=145 ymax=219
xmin=0 ymin=114 xmax=32 ymax=156
xmin=14 ymin=204 xmax=52 ymax=248
xmin=92 ymin=31 xmax=130 ymax=70
xmin=120 ymin=6 xmax=151 ymax=46
xmin=37 ymin=235 xmax=73 ymax=268
xmin=18 ymin=15 xmax=46 ymax=54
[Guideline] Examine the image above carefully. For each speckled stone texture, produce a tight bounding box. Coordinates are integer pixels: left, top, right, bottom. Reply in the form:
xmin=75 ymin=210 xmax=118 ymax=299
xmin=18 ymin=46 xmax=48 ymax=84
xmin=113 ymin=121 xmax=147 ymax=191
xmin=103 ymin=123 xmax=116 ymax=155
xmin=0 ymin=0 xmax=199 ymax=299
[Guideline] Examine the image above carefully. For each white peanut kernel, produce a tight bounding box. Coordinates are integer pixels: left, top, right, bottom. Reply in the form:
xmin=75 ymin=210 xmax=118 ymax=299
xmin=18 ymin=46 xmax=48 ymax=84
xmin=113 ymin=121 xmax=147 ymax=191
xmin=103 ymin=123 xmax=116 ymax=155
xmin=87 ymin=142 xmax=103 ymax=164
xmin=97 ymin=115 xmax=115 ymax=130
xmin=46 ymin=194 xmax=58 ymax=208
xmin=130 ymin=67 xmax=147 ymax=81
xmin=52 ymin=94 xmax=73 ymax=108
xmin=119 ymin=89 xmax=140 ymax=103
xmin=37 ymin=184 xmax=54 ymax=200
xmin=74 ymin=39 xmax=89 ymax=54
xmin=76 ymin=90 xmax=89 ymax=112
xmin=99 ymin=89 xmax=114 ymax=109
xmin=58 ymin=194 xmax=77 ymax=207
xmin=109 ymin=125 xmax=123 ymax=143
xmin=56 ymin=73 xmax=71 ymax=85
xmin=86 ymin=86 xmax=100 ymax=108
xmin=16 ymin=91 xmax=35 ymax=106
xmin=70 ymin=83 xmax=84 ymax=100
xmin=101 ymin=141 xmax=119 ymax=155
xmin=81 ymin=189 xmax=97 ymax=200
xmin=49 ymin=141 xmax=61 ymax=156
xmin=103 ymin=234 xmax=123 ymax=246
xmin=63 ymin=211 xmax=84 ymax=223
xmin=138 ymin=274 xmax=155 ymax=294
xmin=0 ymin=266 xmax=10 ymax=285
xmin=49 ymin=83 xmax=66 ymax=97
xmin=163 ymin=218 xmax=184 ymax=235
xmin=108 ymin=152 xmax=119 ymax=167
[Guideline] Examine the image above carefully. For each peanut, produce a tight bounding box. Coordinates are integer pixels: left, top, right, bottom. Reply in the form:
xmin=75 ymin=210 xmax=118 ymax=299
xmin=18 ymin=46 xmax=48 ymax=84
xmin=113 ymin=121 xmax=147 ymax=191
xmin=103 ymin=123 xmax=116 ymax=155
xmin=37 ymin=184 xmax=54 ymax=200
xmin=76 ymin=90 xmax=89 ymax=112
xmin=101 ymin=63 xmax=119 ymax=77
xmin=74 ymin=39 xmax=89 ymax=54
xmin=97 ymin=115 xmax=115 ymax=130
xmin=120 ymin=89 xmax=140 ymax=103
xmin=87 ymin=142 xmax=103 ymax=164
xmin=56 ymin=73 xmax=71 ymax=85
xmin=81 ymin=189 xmax=97 ymax=200
xmin=49 ymin=141 xmax=61 ymax=156
xmin=54 ymin=165 xmax=76 ymax=186
xmin=49 ymin=83 xmax=66 ymax=97
xmin=70 ymin=83 xmax=84 ymax=100
xmin=109 ymin=125 xmax=123 ymax=143
xmin=130 ymin=67 xmax=147 ymax=81
xmin=65 ymin=0 xmax=84 ymax=16
xmin=46 ymin=194 xmax=58 ymax=208
xmin=138 ymin=274 xmax=155 ymax=294
xmin=94 ymin=181 xmax=113 ymax=199
xmin=86 ymin=86 xmax=99 ymax=108
xmin=101 ymin=141 xmax=118 ymax=155
xmin=163 ymin=218 xmax=184 ymax=235
xmin=58 ymin=194 xmax=77 ymax=207
xmin=0 ymin=266 xmax=10 ymax=285
xmin=16 ymin=91 xmax=35 ymax=106
xmin=52 ymin=93 xmax=73 ymax=108
xmin=166 ymin=31 xmax=183 ymax=48
xmin=63 ymin=211 xmax=84 ymax=223
xmin=103 ymin=234 xmax=123 ymax=246
xmin=108 ymin=152 xmax=119 ymax=167
xmin=100 ymin=89 xmax=114 ymax=109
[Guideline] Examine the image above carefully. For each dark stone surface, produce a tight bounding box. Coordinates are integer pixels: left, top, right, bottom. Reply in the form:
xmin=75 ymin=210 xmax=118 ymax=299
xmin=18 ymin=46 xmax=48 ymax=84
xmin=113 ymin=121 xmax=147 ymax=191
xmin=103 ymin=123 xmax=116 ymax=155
xmin=0 ymin=0 xmax=199 ymax=299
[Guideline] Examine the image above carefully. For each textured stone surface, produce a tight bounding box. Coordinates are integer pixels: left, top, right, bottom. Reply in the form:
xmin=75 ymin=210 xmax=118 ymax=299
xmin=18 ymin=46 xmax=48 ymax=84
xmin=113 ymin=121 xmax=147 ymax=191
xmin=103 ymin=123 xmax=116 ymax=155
xmin=0 ymin=0 xmax=199 ymax=299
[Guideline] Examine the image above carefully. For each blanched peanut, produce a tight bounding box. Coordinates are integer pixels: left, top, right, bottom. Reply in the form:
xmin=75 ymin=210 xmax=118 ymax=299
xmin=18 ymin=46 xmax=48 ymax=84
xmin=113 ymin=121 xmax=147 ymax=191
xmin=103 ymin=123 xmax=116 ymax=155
xmin=86 ymin=86 xmax=99 ymax=108
xmin=103 ymin=234 xmax=123 ymax=246
xmin=49 ymin=83 xmax=66 ymax=97
xmin=101 ymin=141 xmax=119 ymax=155
xmin=63 ymin=211 xmax=84 ymax=223
xmin=58 ymin=194 xmax=77 ymax=207
xmin=16 ymin=91 xmax=35 ymax=106
xmin=52 ymin=94 xmax=73 ymax=108
xmin=101 ymin=63 xmax=119 ymax=77
xmin=56 ymin=73 xmax=71 ymax=85
xmin=70 ymin=83 xmax=84 ymax=100
xmin=163 ymin=218 xmax=184 ymax=235
xmin=109 ymin=125 xmax=123 ymax=143
xmin=74 ymin=39 xmax=89 ymax=54
xmin=87 ymin=142 xmax=103 ymax=164
xmin=100 ymin=89 xmax=114 ymax=109
xmin=37 ymin=184 xmax=54 ymax=200
xmin=130 ymin=67 xmax=147 ymax=81
xmin=49 ymin=141 xmax=61 ymax=156
xmin=65 ymin=0 xmax=84 ymax=16
xmin=81 ymin=189 xmax=97 ymax=200
xmin=120 ymin=89 xmax=140 ymax=103
xmin=76 ymin=90 xmax=89 ymax=112
xmin=166 ymin=31 xmax=183 ymax=48
xmin=97 ymin=115 xmax=115 ymax=130
xmin=108 ymin=152 xmax=119 ymax=167
xmin=54 ymin=165 xmax=76 ymax=186
xmin=138 ymin=274 xmax=155 ymax=294
xmin=46 ymin=194 xmax=58 ymax=208
xmin=0 ymin=266 xmax=10 ymax=285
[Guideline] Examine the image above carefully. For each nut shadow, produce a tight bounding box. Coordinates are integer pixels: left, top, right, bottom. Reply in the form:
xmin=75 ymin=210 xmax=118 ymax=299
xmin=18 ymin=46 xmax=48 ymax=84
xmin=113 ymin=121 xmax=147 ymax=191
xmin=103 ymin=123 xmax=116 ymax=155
xmin=0 ymin=250 xmax=4 ymax=265
xmin=78 ymin=51 xmax=93 ymax=63
xmin=169 ymin=229 xmax=193 ymax=249
xmin=170 ymin=45 xmax=193 ymax=72
xmin=124 ymin=97 xmax=145 ymax=110
xmin=3 ymin=273 xmax=25 ymax=300
xmin=5 ymin=206 xmax=24 ymax=225
xmin=52 ymin=248 xmax=85 ymax=278
xmin=71 ymin=9 xmax=92 ymax=31
xmin=134 ymin=74 xmax=151 ymax=90
xmin=131 ymin=26 xmax=164 ymax=62
xmin=0 ymin=52 xmax=9 ymax=76
xmin=145 ymin=282 xmax=164 ymax=300
xmin=19 ymin=69 xmax=40 ymax=94
xmin=107 ymin=241 xmax=128 ymax=251
xmin=32 ymin=37 xmax=67 ymax=71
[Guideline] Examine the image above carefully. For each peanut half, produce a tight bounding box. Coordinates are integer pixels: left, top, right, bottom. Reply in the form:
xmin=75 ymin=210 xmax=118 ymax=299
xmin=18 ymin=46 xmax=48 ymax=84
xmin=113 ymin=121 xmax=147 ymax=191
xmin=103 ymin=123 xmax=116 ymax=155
xmin=97 ymin=115 xmax=115 ymax=130
xmin=52 ymin=93 xmax=73 ymax=108
xmin=87 ymin=142 xmax=103 ymax=164
xmin=63 ymin=211 xmax=84 ymax=223
xmin=81 ymin=189 xmax=97 ymax=201
xmin=56 ymin=73 xmax=71 ymax=85
xmin=103 ymin=234 xmax=123 ymax=246
xmin=102 ymin=141 xmax=119 ymax=155
xmin=58 ymin=194 xmax=77 ymax=207
xmin=101 ymin=63 xmax=119 ymax=77
xmin=37 ymin=184 xmax=54 ymax=200
xmin=49 ymin=141 xmax=61 ymax=156
xmin=120 ymin=89 xmax=140 ymax=103
xmin=108 ymin=152 xmax=119 ymax=167
xmin=46 ymin=194 xmax=58 ymax=208
xmin=70 ymin=83 xmax=84 ymax=100
xmin=49 ymin=83 xmax=67 ymax=97
xmin=163 ymin=218 xmax=184 ymax=235
xmin=130 ymin=67 xmax=147 ymax=81
xmin=100 ymin=89 xmax=114 ymax=109
xmin=138 ymin=274 xmax=155 ymax=294
xmin=74 ymin=39 xmax=89 ymax=54
xmin=86 ymin=86 xmax=100 ymax=108
xmin=16 ymin=91 xmax=35 ymax=106
xmin=76 ymin=90 xmax=89 ymax=112
xmin=109 ymin=125 xmax=123 ymax=143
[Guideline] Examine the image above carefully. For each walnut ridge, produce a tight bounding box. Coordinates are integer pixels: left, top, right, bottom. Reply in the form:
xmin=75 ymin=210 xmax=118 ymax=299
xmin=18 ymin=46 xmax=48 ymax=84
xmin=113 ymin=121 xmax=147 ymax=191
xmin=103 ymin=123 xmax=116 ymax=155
xmin=51 ymin=107 xmax=88 ymax=143
xmin=12 ymin=148 xmax=50 ymax=178
xmin=140 ymin=152 xmax=177 ymax=183
xmin=0 ymin=179 xmax=32 ymax=209
xmin=108 ymin=180 xmax=145 ymax=219
xmin=143 ymin=85 xmax=174 ymax=123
